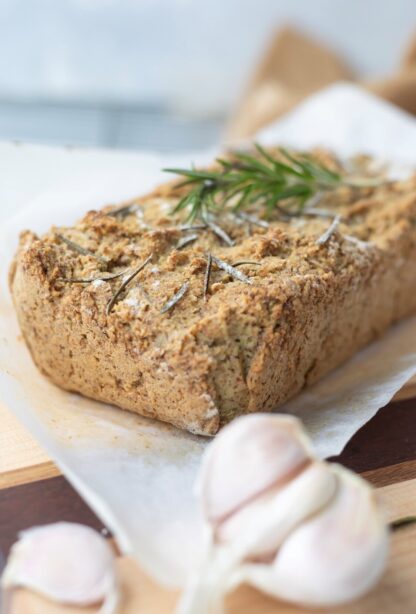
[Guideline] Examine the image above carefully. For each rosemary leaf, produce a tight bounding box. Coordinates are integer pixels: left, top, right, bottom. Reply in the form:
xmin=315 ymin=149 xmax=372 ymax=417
xmin=344 ymin=178 xmax=386 ymax=189
xmin=211 ymin=255 xmax=252 ymax=284
xmin=107 ymin=203 xmax=139 ymax=219
xmin=206 ymin=219 xmax=235 ymax=246
xmin=57 ymin=270 xmax=127 ymax=284
xmin=160 ymin=282 xmax=190 ymax=314
xmin=234 ymin=211 xmax=269 ymax=229
xmin=165 ymin=168 xmax=219 ymax=181
xmin=106 ymin=254 xmax=152 ymax=315
xmin=304 ymin=208 xmax=338 ymax=219
xmin=344 ymin=235 xmax=372 ymax=250
xmin=203 ymin=253 xmax=213 ymax=301
xmin=390 ymin=516 xmax=416 ymax=531
xmin=232 ymin=260 xmax=261 ymax=267
xmin=57 ymin=234 xmax=108 ymax=265
xmin=176 ymin=234 xmax=199 ymax=250
xmin=316 ymin=215 xmax=342 ymax=246
xmin=179 ymin=224 xmax=207 ymax=231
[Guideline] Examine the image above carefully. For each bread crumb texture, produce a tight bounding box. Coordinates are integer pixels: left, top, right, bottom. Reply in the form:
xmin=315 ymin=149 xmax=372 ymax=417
xmin=10 ymin=151 xmax=416 ymax=435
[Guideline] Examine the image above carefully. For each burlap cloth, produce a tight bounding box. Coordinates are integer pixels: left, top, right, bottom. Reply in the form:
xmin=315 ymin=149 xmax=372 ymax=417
xmin=227 ymin=27 xmax=416 ymax=140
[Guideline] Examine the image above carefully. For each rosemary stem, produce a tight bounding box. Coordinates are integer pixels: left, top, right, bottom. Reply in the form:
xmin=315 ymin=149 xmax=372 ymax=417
xmin=390 ymin=515 xmax=416 ymax=531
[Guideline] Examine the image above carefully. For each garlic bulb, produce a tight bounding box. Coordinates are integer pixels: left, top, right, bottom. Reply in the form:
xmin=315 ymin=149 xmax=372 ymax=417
xmin=1 ymin=522 xmax=119 ymax=613
xmin=178 ymin=414 xmax=389 ymax=614
xmin=233 ymin=465 xmax=389 ymax=607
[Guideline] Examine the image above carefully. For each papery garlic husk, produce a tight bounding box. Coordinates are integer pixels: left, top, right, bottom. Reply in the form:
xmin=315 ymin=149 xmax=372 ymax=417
xmin=198 ymin=414 xmax=313 ymax=524
xmin=1 ymin=522 xmax=119 ymax=613
xmin=232 ymin=465 xmax=389 ymax=607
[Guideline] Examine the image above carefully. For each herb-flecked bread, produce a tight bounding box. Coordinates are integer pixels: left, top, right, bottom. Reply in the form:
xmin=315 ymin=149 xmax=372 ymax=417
xmin=9 ymin=148 xmax=416 ymax=435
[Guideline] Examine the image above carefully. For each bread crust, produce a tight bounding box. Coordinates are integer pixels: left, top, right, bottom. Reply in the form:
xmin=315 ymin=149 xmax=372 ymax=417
xmin=10 ymin=153 xmax=416 ymax=435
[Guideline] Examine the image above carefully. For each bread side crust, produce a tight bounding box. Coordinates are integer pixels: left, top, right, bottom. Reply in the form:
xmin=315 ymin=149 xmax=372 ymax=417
xmin=10 ymin=251 xmax=220 ymax=435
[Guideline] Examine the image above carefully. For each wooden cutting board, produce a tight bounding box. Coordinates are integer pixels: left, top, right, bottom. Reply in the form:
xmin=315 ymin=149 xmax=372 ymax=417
xmin=1 ymin=377 xmax=416 ymax=613
xmin=6 ymin=479 xmax=416 ymax=614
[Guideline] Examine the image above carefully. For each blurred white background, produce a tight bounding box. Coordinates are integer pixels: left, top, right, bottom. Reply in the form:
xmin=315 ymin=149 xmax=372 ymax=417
xmin=0 ymin=0 xmax=414 ymax=150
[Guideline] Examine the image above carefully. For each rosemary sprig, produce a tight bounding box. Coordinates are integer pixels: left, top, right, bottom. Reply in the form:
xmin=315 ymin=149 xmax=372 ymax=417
xmin=160 ymin=282 xmax=189 ymax=314
xmin=57 ymin=234 xmax=108 ymax=265
xmin=106 ymin=254 xmax=152 ymax=315
xmin=164 ymin=144 xmax=341 ymax=224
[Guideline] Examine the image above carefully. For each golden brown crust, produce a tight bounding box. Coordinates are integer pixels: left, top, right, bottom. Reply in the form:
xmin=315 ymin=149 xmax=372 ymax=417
xmin=9 ymin=151 xmax=416 ymax=435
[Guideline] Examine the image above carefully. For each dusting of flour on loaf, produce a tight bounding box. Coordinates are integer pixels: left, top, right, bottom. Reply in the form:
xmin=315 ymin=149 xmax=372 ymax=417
xmin=92 ymin=279 xmax=105 ymax=288
xmin=200 ymin=393 xmax=219 ymax=419
xmin=124 ymin=296 xmax=143 ymax=315
xmin=125 ymin=297 xmax=140 ymax=307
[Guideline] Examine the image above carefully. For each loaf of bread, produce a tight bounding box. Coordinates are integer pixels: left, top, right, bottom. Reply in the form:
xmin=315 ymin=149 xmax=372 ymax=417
xmin=9 ymin=149 xmax=416 ymax=435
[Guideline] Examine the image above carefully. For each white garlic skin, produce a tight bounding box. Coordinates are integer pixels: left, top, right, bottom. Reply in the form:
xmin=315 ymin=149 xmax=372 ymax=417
xmin=198 ymin=414 xmax=313 ymax=524
xmin=1 ymin=522 xmax=118 ymax=609
xmin=235 ymin=465 xmax=389 ymax=607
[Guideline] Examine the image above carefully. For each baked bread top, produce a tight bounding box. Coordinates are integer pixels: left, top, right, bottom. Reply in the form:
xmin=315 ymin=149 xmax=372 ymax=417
xmin=13 ymin=152 xmax=415 ymax=325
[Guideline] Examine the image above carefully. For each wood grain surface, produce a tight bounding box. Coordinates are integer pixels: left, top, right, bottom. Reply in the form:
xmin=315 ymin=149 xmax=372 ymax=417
xmin=9 ymin=479 xmax=416 ymax=614
xmin=1 ymin=381 xmax=416 ymax=613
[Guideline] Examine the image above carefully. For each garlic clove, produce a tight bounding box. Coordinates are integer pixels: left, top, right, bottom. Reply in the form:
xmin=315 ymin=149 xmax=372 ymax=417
xmin=177 ymin=463 xmax=337 ymax=614
xmin=234 ymin=465 xmax=389 ymax=607
xmin=1 ymin=522 xmax=119 ymax=613
xmin=216 ymin=461 xmax=337 ymax=560
xmin=198 ymin=414 xmax=313 ymax=523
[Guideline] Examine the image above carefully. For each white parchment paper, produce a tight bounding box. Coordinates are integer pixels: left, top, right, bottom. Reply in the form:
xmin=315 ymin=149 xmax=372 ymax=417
xmin=1 ymin=84 xmax=416 ymax=587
